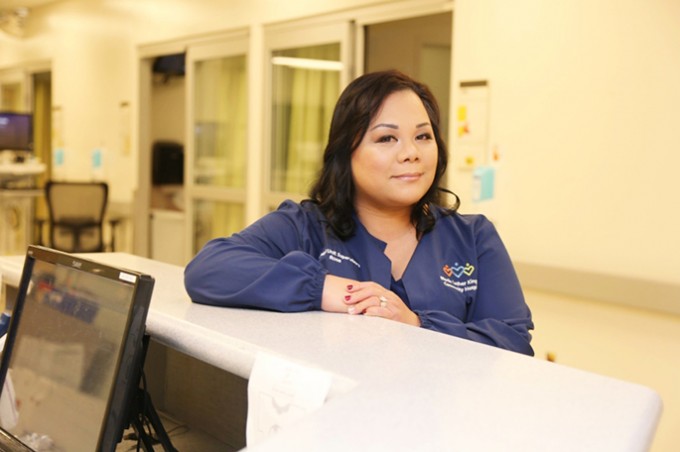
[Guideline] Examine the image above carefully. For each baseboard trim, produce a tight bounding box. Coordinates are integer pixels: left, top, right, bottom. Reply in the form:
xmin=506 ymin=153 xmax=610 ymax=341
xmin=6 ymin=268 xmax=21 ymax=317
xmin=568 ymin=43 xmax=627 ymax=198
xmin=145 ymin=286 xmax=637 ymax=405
xmin=514 ymin=262 xmax=680 ymax=317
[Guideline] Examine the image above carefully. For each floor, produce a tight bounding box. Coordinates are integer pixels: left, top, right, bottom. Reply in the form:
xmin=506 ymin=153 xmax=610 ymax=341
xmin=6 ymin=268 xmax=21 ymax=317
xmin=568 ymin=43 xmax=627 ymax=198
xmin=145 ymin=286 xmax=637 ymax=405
xmin=527 ymin=289 xmax=680 ymax=452
xmin=115 ymin=410 xmax=228 ymax=451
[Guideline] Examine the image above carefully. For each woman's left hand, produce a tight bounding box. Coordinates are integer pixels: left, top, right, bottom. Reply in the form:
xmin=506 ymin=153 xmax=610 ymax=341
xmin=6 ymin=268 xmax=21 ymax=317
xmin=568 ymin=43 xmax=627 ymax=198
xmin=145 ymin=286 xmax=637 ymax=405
xmin=344 ymin=282 xmax=420 ymax=327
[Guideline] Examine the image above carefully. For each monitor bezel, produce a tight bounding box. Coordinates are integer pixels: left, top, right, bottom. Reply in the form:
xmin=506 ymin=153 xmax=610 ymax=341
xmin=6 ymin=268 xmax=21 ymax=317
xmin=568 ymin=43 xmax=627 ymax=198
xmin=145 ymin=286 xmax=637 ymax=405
xmin=0 ymin=245 xmax=154 ymax=452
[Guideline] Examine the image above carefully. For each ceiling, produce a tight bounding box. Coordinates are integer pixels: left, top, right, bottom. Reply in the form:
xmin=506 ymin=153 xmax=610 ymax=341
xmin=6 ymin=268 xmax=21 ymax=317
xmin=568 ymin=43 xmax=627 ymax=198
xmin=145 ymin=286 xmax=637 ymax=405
xmin=0 ymin=0 xmax=59 ymax=37
xmin=1 ymin=0 xmax=60 ymax=10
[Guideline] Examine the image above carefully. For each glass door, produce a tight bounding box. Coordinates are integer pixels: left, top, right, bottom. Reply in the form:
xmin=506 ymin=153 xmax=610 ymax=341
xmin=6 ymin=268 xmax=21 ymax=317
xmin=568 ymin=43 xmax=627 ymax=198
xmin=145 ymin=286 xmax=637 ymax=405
xmin=186 ymin=36 xmax=249 ymax=258
xmin=263 ymin=21 xmax=353 ymax=211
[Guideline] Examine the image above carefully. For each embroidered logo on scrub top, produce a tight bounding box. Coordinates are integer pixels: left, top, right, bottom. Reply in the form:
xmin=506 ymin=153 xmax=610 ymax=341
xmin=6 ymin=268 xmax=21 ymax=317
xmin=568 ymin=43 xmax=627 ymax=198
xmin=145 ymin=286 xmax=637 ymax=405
xmin=319 ymin=248 xmax=361 ymax=268
xmin=440 ymin=263 xmax=478 ymax=293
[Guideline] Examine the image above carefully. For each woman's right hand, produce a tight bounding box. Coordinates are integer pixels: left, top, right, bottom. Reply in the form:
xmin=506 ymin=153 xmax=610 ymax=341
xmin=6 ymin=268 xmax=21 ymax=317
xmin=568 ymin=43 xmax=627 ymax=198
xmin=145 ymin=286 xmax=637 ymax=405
xmin=321 ymin=274 xmax=360 ymax=312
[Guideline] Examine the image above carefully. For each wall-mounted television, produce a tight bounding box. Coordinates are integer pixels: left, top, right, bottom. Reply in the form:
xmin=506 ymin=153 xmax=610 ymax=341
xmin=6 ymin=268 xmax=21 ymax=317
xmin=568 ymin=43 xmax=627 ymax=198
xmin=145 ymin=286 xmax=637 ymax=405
xmin=0 ymin=112 xmax=33 ymax=152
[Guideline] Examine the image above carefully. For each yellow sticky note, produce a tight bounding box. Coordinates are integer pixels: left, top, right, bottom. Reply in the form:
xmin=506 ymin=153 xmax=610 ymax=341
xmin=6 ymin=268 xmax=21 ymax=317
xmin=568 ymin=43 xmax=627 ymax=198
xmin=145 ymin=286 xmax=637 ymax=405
xmin=457 ymin=106 xmax=467 ymax=121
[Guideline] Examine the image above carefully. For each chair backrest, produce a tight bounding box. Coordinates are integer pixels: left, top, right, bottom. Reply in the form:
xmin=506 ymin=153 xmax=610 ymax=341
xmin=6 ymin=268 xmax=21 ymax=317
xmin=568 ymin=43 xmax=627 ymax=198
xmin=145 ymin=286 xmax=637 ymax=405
xmin=45 ymin=181 xmax=108 ymax=252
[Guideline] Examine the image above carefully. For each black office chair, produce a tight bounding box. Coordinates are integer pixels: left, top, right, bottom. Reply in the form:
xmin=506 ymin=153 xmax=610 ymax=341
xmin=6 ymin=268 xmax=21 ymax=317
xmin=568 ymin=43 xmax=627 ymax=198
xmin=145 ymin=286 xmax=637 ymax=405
xmin=40 ymin=181 xmax=113 ymax=253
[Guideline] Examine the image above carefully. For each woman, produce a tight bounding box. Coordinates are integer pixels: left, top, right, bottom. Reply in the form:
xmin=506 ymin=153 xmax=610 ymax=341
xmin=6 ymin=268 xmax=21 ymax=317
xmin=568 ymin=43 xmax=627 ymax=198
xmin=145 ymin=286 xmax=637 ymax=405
xmin=184 ymin=70 xmax=534 ymax=356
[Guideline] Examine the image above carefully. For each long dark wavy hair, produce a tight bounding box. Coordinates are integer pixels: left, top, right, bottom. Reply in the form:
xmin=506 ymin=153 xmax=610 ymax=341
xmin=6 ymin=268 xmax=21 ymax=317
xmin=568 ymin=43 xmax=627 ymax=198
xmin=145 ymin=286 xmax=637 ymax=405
xmin=308 ymin=69 xmax=459 ymax=240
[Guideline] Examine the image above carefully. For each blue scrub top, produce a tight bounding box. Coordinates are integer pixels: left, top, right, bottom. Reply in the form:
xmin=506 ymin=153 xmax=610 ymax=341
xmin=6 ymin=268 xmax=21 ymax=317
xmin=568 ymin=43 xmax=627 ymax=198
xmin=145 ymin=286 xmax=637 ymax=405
xmin=185 ymin=200 xmax=534 ymax=355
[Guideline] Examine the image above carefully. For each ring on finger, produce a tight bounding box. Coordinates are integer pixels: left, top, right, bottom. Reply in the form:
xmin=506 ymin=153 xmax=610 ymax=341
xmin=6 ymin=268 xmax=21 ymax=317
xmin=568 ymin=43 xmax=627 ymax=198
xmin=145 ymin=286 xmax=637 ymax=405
xmin=378 ymin=295 xmax=388 ymax=308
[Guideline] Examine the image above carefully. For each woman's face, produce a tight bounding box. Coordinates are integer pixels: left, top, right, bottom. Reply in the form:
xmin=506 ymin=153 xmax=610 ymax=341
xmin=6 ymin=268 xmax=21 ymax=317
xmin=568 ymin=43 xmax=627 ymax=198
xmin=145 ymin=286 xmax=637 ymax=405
xmin=351 ymin=89 xmax=438 ymax=214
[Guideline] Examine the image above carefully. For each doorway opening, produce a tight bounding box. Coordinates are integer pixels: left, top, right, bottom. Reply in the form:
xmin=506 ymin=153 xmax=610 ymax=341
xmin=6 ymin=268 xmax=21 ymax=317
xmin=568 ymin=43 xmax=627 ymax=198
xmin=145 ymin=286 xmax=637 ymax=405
xmin=363 ymin=12 xmax=452 ymax=142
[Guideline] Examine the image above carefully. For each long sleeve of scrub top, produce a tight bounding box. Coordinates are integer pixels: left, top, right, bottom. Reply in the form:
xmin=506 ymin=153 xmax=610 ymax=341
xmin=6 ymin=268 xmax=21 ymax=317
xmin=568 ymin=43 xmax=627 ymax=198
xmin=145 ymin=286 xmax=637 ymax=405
xmin=184 ymin=202 xmax=330 ymax=312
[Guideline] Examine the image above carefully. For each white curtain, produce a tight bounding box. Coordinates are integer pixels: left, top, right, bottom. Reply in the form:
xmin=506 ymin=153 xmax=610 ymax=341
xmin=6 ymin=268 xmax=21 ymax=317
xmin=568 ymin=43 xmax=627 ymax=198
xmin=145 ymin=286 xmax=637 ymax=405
xmin=193 ymin=55 xmax=247 ymax=247
xmin=271 ymin=44 xmax=340 ymax=194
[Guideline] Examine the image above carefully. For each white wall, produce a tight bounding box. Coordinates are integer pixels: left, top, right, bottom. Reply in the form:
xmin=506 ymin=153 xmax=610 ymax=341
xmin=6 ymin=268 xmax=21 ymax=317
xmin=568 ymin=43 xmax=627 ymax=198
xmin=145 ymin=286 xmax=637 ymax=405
xmin=451 ymin=0 xmax=680 ymax=284
xmin=1 ymin=0 xmax=679 ymax=284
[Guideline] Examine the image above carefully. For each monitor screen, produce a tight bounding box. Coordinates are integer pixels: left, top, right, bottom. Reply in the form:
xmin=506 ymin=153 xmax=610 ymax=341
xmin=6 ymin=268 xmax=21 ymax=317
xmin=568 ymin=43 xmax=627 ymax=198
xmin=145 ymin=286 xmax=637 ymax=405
xmin=0 ymin=112 xmax=33 ymax=152
xmin=0 ymin=246 xmax=154 ymax=452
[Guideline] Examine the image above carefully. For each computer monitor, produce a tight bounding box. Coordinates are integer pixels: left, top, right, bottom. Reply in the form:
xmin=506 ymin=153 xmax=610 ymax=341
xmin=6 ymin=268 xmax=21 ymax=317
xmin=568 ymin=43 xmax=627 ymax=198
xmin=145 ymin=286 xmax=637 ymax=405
xmin=0 ymin=246 xmax=154 ymax=451
xmin=0 ymin=112 xmax=33 ymax=152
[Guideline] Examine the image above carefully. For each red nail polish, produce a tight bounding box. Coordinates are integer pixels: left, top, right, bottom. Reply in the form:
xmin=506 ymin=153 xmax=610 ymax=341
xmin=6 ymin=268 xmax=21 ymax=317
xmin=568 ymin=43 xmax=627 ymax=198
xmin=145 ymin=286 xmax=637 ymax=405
xmin=344 ymin=295 xmax=351 ymax=301
xmin=347 ymin=285 xmax=353 ymax=290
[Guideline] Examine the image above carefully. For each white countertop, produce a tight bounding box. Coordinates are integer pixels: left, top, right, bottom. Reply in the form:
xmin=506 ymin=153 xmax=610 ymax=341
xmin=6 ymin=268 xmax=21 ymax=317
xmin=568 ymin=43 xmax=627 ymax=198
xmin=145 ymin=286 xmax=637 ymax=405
xmin=0 ymin=253 xmax=662 ymax=451
xmin=0 ymin=161 xmax=45 ymax=177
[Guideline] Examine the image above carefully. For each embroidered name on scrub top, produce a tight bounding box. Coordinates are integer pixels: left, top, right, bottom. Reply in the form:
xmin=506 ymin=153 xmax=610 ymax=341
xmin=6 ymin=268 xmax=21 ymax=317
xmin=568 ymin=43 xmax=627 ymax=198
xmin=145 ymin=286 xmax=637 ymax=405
xmin=440 ymin=262 xmax=478 ymax=294
xmin=319 ymin=248 xmax=361 ymax=268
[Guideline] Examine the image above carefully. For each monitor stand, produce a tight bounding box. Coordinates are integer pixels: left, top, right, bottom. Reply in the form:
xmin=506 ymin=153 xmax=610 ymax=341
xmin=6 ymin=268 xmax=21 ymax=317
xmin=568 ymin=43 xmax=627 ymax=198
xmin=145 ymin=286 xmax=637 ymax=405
xmin=125 ymin=334 xmax=178 ymax=452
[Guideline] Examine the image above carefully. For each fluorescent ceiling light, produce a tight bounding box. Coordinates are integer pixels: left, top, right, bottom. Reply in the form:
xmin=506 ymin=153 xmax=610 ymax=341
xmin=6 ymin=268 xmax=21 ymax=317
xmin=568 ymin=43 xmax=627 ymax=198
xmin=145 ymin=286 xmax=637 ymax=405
xmin=271 ymin=56 xmax=343 ymax=72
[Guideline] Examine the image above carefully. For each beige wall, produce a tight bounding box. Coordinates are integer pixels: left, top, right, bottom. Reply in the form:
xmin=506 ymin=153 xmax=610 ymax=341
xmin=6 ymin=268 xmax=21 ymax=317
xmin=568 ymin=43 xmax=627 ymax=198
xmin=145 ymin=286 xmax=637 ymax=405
xmin=450 ymin=0 xmax=680 ymax=285
xmin=1 ymin=0 xmax=677 ymax=284
xmin=1 ymin=0 xmax=677 ymax=280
